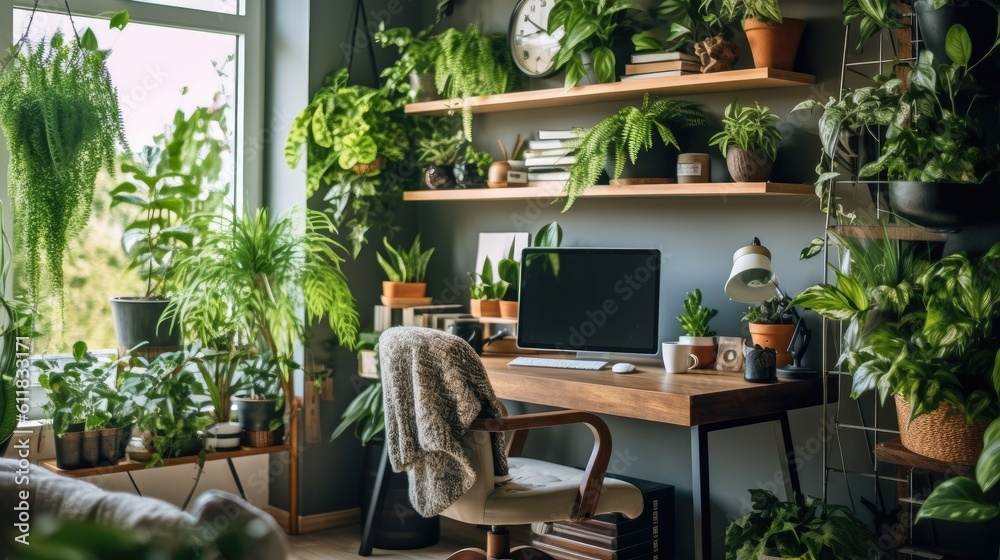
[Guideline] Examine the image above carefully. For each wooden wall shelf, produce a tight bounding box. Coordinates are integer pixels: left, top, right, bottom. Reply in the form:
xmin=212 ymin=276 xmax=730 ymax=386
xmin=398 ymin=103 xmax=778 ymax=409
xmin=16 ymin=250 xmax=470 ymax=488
xmin=40 ymin=444 xmax=290 ymax=478
xmin=403 ymin=182 xmax=813 ymax=202
xmin=404 ymin=68 xmax=816 ymax=116
xmin=875 ymin=438 xmax=974 ymax=477
xmin=828 ymin=225 xmax=948 ymax=242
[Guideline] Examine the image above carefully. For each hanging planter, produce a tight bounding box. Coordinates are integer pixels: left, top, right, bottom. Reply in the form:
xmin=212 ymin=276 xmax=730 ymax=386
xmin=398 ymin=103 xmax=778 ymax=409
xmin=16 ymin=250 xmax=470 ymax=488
xmin=888 ymin=181 xmax=1000 ymax=232
xmin=0 ymin=29 xmax=127 ymax=317
xmin=914 ymin=0 xmax=1000 ymax=92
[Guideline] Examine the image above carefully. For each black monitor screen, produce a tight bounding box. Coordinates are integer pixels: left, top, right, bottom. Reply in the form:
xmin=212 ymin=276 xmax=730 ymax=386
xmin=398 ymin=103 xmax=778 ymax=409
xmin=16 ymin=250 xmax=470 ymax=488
xmin=517 ymin=248 xmax=661 ymax=354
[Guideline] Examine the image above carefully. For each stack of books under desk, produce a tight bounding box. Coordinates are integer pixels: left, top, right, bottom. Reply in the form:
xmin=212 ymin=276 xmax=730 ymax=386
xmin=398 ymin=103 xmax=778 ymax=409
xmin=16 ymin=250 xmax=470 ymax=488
xmin=531 ymin=475 xmax=675 ymax=560
xmin=525 ymin=130 xmax=579 ymax=188
xmin=621 ymin=51 xmax=701 ymax=81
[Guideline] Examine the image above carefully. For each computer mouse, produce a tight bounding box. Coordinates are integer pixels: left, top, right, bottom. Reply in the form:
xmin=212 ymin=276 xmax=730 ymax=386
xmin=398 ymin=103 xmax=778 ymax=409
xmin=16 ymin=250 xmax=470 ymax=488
xmin=612 ymin=363 xmax=636 ymax=374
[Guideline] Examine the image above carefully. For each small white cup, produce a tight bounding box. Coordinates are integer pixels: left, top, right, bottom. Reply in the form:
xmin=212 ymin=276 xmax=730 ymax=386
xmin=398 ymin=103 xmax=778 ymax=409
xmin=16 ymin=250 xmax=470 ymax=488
xmin=662 ymin=342 xmax=700 ymax=374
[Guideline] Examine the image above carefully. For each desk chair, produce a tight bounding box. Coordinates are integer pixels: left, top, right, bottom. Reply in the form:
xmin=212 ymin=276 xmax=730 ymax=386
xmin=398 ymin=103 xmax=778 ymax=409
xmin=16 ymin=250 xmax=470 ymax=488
xmin=369 ymin=327 xmax=644 ymax=560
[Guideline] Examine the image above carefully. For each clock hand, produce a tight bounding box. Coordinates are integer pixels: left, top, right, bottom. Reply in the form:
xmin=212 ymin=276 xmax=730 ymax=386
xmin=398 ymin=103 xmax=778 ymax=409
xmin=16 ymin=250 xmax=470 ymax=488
xmin=522 ymin=14 xmax=546 ymax=34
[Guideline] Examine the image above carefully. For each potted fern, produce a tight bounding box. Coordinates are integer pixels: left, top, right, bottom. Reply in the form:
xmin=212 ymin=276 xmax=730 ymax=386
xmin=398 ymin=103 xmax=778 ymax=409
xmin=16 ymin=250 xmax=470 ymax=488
xmin=742 ymin=295 xmax=796 ymax=368
xmin=377 ymin=236 xmax=435 ymax=300
xmin=677 ymin=289 xmax=719 ymax=368
xmin=563 ymin=94 xmax=706 ymax=209
xmin=720 ymin=0 xmax=806 ymax=71
xmin=469 ymin=257 xmax=510 ymax=318
xmin=0 ymin=30 xmax=127 ymax=320
xmin=710 ymin=100 xmax=783 ymax=182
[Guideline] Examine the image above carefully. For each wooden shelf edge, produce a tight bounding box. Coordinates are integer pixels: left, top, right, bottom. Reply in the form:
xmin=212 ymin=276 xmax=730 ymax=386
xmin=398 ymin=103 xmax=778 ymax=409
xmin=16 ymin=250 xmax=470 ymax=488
xmin=875 ymin=438 xmax=974 ymax=477
xmin=828 ymin=225 xmax=948 ymax=242
xmin=405 ymin=68 xmax=816 ymax=116
xmin=403 ymin=182 xmax=813 ymax=202
xmin=40 ymin=444 xmax=291 ymax=477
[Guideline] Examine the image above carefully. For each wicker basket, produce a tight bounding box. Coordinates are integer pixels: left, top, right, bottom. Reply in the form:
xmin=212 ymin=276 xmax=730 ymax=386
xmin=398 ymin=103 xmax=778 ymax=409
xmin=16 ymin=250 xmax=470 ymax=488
xmin=894 ymin=394 xmax=987 ymax=466
xmin=244 ymin=429 xmax=275 ymax=448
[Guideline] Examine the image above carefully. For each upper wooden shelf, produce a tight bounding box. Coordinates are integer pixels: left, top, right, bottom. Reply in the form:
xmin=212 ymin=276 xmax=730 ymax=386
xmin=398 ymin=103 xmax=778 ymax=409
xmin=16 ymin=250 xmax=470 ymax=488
xmin=828 ymin=225 xmax=948 ymax=242
xmin=404 ymin=68 xmax=816 ymax=116
xmin=403 ymin=182 xmax=813 ymax=202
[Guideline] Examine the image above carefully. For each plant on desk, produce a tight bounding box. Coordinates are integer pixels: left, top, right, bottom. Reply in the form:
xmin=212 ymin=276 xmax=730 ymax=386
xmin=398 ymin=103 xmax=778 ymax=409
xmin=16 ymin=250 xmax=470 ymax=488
xmin=469 ymin=256 xmax=510 ymax=318
xmin=710 ymin=99 xmax=783 ymax=182
xmin=724 ymin=489 xmax=875 ymax=560
xmin=377 ymin=235 xmax=435 ymax=301
xmin=496 ymin=222 xmax=564 ymax=319
xmin=562 ymin=95 xmax=706 ymax=210
xmin=742 ymin=294 xmax=796 ymax=368
xmin=677 ymin=288 xmax=719 ymax=368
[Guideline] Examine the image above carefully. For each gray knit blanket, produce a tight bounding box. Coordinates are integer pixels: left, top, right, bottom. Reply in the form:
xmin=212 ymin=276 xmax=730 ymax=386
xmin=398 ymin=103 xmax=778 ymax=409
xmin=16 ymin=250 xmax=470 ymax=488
xmin=380 ymin=327 xmax=509 ymax=517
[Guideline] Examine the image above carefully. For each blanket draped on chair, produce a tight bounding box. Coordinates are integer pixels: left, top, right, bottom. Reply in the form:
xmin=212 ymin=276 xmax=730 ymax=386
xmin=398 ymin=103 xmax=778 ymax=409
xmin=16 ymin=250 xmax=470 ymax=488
xmin=380 ymin=327 xmax=509 ymax=517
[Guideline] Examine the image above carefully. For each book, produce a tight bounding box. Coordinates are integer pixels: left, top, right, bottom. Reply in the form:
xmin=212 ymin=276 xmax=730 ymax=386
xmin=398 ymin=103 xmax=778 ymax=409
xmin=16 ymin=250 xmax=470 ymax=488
xmin=531 ymin=533 xmax=658 ymax=560
xmin=523 ymin=147 xmax=575 ymax=158
xmin=528 ymin=139 xmax=579 ymax=150
xmin=555 ymin=474 xmax=674 ymax=548
xmin=630 ymin=51 xmax=700 ymax=64
xmin=548 ymin=523 xmax=651 ymax=550
xmin=373 ymin=305 xmax=405 ymax=331
xmin=528 ymin=171 xmax=571 ymax=181
xmin=525 ymin=155 xmax=577 ymax=167
xmin=619 ymin=70 xmax=698 ymax=81
xmin=538 ymin=129 xmax=579 ymax=140
xmin=402 ymin=304 xmax=463 ymax=327
xmin=625 ymin=61 xmax=702 ymax=75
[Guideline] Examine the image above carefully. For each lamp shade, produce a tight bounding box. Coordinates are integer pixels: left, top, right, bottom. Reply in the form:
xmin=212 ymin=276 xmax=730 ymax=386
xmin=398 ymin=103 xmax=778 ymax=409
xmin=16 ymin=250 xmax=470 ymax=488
xmin=725 ymin=240 xmax=778 ymax=303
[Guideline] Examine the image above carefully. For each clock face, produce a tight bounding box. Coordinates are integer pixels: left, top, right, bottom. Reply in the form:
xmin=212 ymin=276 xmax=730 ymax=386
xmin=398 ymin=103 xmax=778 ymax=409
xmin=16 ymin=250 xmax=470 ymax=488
xmin=509 ymin=0 xmax=563 ymax=78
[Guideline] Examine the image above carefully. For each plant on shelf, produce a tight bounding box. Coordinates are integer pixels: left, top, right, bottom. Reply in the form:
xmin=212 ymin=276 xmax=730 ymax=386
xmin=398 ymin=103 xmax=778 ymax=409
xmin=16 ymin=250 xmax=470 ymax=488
xmin=230 ymin=351 xmax=285 ymax=446
xmin=433 ymin=24 xmax=519 ymax=139
xmin=917 ymin=416 xmax=1000 ymax=525
xmin=720 ymin=0 xmax=805 ymax=71
xmin=454 ymin=144 xmax=494 ymax=188
xmin=563 ymin=94 xmax=706 ymax=210
xmin=0 ymin=201 xmax=33 ymax=455
xmin=468 ymin=257 xmax=510 ymax=318
xmin=416 ymin=125 xmax=464 ymax=190
xmin=724 ymin=489 xmax=876 ymax=560
xmin=843 ymin=0 xmax=905 ymax=51
xmin=677 ymin=289 xmax=719 ymax=367
xmin=548 ymin=0 xmax=637 ymax=88
xmin=632 ymin=0 xmax=740 ymax=72
xmin=285 ymin=69 xmax=410 ymax=256
xmin=195 ymin=340 xmax=252 ymax=450
xmin=166 ymin=208 xmax=360 ymax=444
xmin=0 ymin=29 xmax=128 ymax=319
xmin=377 ymin=235 xmax=435 ymax=299
xmin=710 ymin=99 xmax=783 ymax=182
xmin=497 ymin=222 xmax=563 ymax=318
xmin=375 ymin=22 xmax=442 ymax=104
xmin=793 ymin=229 xmax=1000 ymax=465
xmin=720 ymin=0 xmax=782 ymax=23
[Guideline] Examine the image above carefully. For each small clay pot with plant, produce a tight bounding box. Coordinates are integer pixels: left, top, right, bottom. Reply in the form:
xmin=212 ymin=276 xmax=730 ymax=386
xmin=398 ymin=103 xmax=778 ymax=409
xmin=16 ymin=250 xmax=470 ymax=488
xmin=378 ymin=235 xmax=435 ymax=299
xmin=742 ymin=295 xmax=796 ymax=367
xmin=469 ymin=257 xmax=509 ymax=317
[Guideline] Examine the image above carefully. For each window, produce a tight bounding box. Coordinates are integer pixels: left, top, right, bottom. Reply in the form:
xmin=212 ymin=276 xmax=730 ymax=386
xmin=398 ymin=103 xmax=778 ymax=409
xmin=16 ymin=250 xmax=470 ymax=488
xmin=0 ymin=0 xmax=263 ymax=352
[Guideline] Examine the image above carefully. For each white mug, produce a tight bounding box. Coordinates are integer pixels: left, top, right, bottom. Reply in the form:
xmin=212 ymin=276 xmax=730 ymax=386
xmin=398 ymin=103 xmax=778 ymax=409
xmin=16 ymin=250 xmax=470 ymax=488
xmin=662 ymin=342 xmax=700 ymax=374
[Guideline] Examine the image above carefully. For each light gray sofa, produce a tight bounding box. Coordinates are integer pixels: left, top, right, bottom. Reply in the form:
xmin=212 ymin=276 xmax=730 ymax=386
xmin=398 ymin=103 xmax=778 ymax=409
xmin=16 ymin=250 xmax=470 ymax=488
xmin=0 ymin=458 xmax=288 ymax=558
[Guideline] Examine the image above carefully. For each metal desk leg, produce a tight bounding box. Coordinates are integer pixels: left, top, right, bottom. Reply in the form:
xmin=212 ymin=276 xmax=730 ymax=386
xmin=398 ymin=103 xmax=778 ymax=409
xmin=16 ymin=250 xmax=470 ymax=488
xmin=126 ymin=471 xmax=142 ymax=496
xmin=691 ymin=425 xmax=711 ymax=560
xmin=227 ymin=458 xmax=248 ymax=501
xmin=359 ymin=444 xmax=393 ymax=557
xmin=778 ymin=412 xmax=802 ymax=499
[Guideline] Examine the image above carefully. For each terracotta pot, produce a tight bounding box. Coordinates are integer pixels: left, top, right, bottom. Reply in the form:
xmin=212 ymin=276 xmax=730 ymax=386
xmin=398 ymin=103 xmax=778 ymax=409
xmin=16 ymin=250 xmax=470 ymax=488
xmin=470 ymin=299 xmax=501 ymax=317
xmin=487 ymin=161 xmax=511 ymax=188
xmin=499 ymin=300 xmax=519 ymax=319
xmin=352 ymin=156 xmax=386 ymax=176
xmin=382 ymin=282 xmax=427 ymax=299
xmin=743 ymin=17 xmax=806 ymax=71
xmin=748 ymin=323 xmax=796 ymax=368
xmin=894 ymin=394 xmax=988 ymax=466
xmin=679 ymin=336 xmax=717 ymax=368
xmin=726 ymin=146 xmax=773 ymax=182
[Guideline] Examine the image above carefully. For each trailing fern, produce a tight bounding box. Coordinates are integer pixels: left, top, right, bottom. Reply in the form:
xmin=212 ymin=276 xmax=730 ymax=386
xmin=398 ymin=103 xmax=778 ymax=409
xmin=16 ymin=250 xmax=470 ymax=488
xmin=0 ymin=31 xmax=127 ymax=318
xmin=562 ymin=94 xmax=705 ymax=210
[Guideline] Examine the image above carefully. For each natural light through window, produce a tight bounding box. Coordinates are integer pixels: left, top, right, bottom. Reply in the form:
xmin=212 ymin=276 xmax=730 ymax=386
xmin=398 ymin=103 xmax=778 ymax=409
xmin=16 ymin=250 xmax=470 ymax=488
xmin=132 ymin=0 xmax=241 ymax=16
xmin=12 ymin=10 xmax=238 ymax=352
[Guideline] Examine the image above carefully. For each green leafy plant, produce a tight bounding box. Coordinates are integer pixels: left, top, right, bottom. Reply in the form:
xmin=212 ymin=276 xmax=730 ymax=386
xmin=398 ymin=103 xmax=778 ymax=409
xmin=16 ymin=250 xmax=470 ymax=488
xmin=678 ymin=289 xmax=718 ymax=337
xmin=548 ymin=0 xmax=637 ymax=88
xmin=724 ymin=489 xmax=876 ymax=560
xmin=742 ymin=295 xmax=794 ymax=324
xmin=166 ymin=208 xmax=360 ymax=423
xmin=460 ymin=143 xmax=494 ymax=177
xmin=417 ymin=127 xmax=464 ymax=166
xmin=376 ymin=235 xmax=435 ymax=283
xmin=331 ymin=377 xmax=384 ymax=445
xmin=195 ymin=343 xmax=252 ymax=423
xmin=0 ymin=30 xmax=128 ymax=317
xmin=792 ymin=229 xmax=1000 ymax=425
xmin=469 ymin=256 xmax=510 ymax=301
xmin=859 ymin=42 xmax=1000 ymax=183
xmin=1 ymin=202 xmax=33 ymax=447
xmin=375 ymin=22 xmax=442 ymax=104
xmin=497 ymin=222 xmax=564 ymax=301
xmin=433 ymin=24 xmax=519 ymax=139
xmin=563 ymin=94 xmax=705 ymax=209
xmin=285 ymin=69 xmax=410 ymax=256
xmin=709 ymin=99 xmax=783 ymax=161
xmin=843 ymin=0 xmax=905 ymax=51
xmin=632 ymin=0 xmax=728 ymax=54
xmin=720 ymin=0 xmax=782 ymax=23
xmin=111 ymin=102 xmax=230 ymax=298
xmin=917 ymin=416 xmax=1000 ymax=525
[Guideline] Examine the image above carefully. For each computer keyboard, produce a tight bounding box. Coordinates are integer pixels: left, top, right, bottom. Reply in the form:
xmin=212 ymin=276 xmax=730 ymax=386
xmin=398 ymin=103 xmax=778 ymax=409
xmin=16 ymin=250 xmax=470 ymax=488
xmin=507 ymin=357 xmax=608 ymax=370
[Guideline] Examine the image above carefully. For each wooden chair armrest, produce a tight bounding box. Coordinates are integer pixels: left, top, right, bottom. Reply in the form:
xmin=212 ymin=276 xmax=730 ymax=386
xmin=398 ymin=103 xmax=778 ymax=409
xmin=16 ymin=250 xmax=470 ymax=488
xmin=469 ymin=410 xmax=612 ymax=521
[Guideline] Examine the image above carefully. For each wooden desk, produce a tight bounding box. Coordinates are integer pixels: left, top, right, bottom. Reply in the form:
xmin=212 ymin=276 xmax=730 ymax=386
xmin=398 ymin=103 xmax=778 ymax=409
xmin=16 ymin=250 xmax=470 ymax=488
xmin=40 ymin=444 xmax=289 ymax=510
xmin=480 ymin=355 xmax=833 ymax=560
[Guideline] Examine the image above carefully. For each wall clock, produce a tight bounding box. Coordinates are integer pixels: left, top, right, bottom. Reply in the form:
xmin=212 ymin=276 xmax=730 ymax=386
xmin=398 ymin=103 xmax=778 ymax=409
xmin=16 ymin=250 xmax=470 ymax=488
xmin=508 ymin=0 xmax=563 ymax=78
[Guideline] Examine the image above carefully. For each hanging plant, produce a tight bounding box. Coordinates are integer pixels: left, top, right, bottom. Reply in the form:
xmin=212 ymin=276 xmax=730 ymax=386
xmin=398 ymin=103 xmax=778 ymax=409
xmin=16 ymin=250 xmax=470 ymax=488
xmin=0 ymin=28 xmax=128 ymax=317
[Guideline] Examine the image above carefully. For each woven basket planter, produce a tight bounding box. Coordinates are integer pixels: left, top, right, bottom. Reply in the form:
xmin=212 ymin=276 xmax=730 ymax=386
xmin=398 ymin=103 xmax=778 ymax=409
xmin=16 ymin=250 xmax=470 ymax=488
xmin=244 ymin=430 xmax=276 ymax=448
xmin=894 ymin=394 xmax=988 ymax=466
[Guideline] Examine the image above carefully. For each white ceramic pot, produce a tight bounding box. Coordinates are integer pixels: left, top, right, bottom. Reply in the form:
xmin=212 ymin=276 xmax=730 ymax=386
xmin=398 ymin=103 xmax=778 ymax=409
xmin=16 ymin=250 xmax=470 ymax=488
xmin=205 ymin=422 xmax=242 ymax=451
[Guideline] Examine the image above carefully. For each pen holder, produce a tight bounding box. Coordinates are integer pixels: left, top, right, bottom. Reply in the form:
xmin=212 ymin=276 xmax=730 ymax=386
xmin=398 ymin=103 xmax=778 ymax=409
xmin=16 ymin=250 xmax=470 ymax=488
xmin=744 ymin=344 xmax=777 ymax=383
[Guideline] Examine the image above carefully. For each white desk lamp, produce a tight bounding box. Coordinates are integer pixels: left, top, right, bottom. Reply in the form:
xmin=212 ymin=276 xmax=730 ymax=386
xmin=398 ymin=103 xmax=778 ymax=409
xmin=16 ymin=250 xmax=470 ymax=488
xmin=725 ymin=238 xmax=816 ymax=379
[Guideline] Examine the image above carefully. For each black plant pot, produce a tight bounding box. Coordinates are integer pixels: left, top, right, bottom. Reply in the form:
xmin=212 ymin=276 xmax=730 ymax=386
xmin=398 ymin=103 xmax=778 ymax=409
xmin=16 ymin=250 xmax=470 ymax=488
xmin=889 ymin=181 xmax=1000 ymax=232
xmin=234 ymin=397 xmax=282 ymax=432
xmin=605 ymin=136 xmax=678 ymax=182
xmin=453 ymin=163 xmax=486 ymax=189
xmin=99 ymin=428 xmax=125 ymax=466
xmin=423 ymin=165 xmax=457 ymax=190
xmin=915 ymin=0 xmax=1000 ymax=92
xmin=55 ymin=430 xmax=84 ymax=470
xmin=362 ymin=440 xmax=440 ymax=550
xmin=109 ymin=297 xmax=182 ymax=360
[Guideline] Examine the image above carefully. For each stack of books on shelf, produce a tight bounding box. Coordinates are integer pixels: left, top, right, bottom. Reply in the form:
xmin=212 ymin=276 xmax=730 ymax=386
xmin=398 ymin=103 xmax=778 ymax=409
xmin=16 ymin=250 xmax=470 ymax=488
xmin=530 ymin=475 xmax=674 ymax=560
xmin=621 ymin=51 xmax=701 ymax=81
xmin=525 ymin=130 xmax=580 ymax=187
